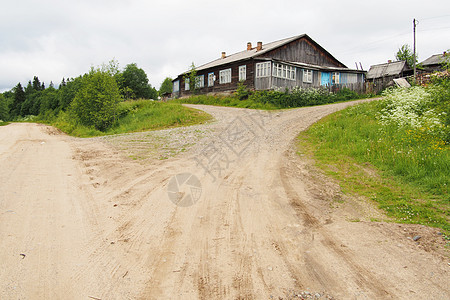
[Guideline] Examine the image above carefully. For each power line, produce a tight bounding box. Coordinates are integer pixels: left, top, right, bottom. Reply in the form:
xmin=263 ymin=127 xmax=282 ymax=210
xmin=335 ymin=31 xmax=411 ymax=56
xmin=417 ymin=26 xmax=450 ymax=32
xmin=420 ymin=14 xmax=450 ymax=21
xmin=335 ymin=17 xmax=449 ymax=57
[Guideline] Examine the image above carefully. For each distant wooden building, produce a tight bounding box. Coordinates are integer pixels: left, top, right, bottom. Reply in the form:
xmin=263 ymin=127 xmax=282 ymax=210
xmin=172 ymin=34 xmax=366 ymax=98
xmin=366 ymin=60 xmax=412 ymax=93
xmin=420 ymin=52 xmax=448 ymax=73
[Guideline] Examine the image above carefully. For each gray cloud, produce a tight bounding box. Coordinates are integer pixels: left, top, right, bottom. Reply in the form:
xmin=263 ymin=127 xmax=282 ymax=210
xmin=1 ymin=0 xmax=449 ymax=92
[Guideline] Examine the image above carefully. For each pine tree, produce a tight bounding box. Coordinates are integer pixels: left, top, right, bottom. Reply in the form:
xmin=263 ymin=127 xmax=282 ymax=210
xmin=10 ymin=83 xmax=26 ymax=117
xmin=32 ymin=76 xmax=41 ymax=91
xmin=0 ymin=94 xmax=8 ymax=121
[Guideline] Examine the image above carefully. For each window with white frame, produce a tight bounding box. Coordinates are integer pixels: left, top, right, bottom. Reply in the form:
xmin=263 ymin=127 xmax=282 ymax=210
xmin=272 ymin=63 xmax=296 ymax=80
xmin=332 ymin=72 xmax=340 ymax=84
xmin=290 ymin=67 xmax=295 ymax=80
xmin=239 ymin=65 xmax=246 ymax=81
xmin=185 ymin=78 xmax=190 ymax=90
xmin=256 ymin=62 xmax=271 ymax=78
xmin=196 ymin=75 xmax=204 ymax=88
xmin=303 ymin=69 xmax=313 ymax=83
xmin=219 ymin=68 xmax=231 ymax=84
xmin=173 ymin=80 xmax=179 ymax=92
xmin=208 ymin=73 xmax=214 ymax=86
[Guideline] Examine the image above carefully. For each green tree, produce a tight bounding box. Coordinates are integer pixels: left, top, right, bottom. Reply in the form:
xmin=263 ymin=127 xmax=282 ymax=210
xmin=396 ymin=44 xmax=418 ymax=69
xmin=37 ymin=86 xmax=59 ymax=115
xmin=184 ymin=63 xmax=199 ymax=94
xmin=10 ymin=83 xmax=26 ymax=117
xmin=70 ymin=69 xmax=122 ymax=131
xmin=159 ymin=77 xmax=173 ymax=95
xmin=0 ymin=93 xmax=9 ymax=121
xmin=21 ymin=92 xmax=35 ymax=116
xmin=25 ymin=81 xmax=33 ymax=97
xmin=58 ymin=76 xmax=83 ymax=111
xmin=102 ymin=59 xmax=121 ymax=77
xmin=21 ymin=76 xmax=46 ymax=116
xmin=120 ymin=63 xmax=157 ymax=99
xmin=32 ymin=76 xmax=43 ymax=91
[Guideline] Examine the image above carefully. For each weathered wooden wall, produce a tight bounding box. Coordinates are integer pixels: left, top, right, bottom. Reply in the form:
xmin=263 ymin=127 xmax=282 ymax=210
xmin=366 ymin=76 xmax=396 ymax=94
xmin=177 ymin=60 xmax=255 ymax=97
xmin=255 ymin=67 xmax=365 ymax=92
xmin=258 ymin=38 xmax=345 ymax=68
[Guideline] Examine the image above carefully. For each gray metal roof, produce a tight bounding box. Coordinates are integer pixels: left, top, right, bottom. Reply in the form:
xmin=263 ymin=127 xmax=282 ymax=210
xmin=421 ymin=54 xmax=445 ymax=66
xmin=195 ymin=35 xmax=304 ymax=71
xmin=189 ymin=34 xmax=347 ymax=73
xmin=366 ymin=61 xmax=407 ymax=79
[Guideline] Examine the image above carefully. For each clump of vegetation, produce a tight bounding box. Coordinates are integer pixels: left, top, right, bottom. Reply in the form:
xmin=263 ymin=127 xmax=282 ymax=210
xmin=299 ymin=77 xmax=449 ymax=234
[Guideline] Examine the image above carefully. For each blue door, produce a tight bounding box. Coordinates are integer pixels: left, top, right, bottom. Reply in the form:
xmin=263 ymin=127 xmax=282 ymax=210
xmin=321 ymin=72 xmax=331 ymax=86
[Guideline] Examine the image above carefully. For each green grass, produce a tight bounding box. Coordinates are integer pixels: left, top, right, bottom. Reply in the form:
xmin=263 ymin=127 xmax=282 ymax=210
xmin=171 ymin=94 xmax=279 ymax=110
xmin=297 ymin=100 xmax=449 ymax=235
xmin=172 ymin=88 xmax=374 ymax=110
xmin=49 ymin=100 xmax=212 ymax=137
xmin=0 ymin=121 xmax=9 ymax=126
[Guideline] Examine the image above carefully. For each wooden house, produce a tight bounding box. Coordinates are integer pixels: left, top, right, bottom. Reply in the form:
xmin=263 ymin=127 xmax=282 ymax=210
xmin=172 ymin=34 xmax=366 ymax=98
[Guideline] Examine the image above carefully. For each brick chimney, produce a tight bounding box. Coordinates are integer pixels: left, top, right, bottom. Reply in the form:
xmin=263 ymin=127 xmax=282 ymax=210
xmin=256 ymin=41 xmax=262 ymax=51
xmin=222 ymin=52 xmax=226 ymax=59
xmin=247 ymin=42 xmax=252 ymax=51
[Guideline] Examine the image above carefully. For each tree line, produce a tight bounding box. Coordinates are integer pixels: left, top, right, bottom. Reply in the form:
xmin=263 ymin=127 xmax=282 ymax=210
xmin=0 ymin=61 xmax=173 ymax=130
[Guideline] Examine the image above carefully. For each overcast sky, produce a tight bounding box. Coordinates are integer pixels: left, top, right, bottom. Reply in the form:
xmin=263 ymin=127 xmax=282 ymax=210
xmin=1 ymin=0 xmax=449 ymax=92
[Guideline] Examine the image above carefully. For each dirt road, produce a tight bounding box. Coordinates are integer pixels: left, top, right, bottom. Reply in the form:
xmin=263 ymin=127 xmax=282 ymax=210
xmin=0 ymin=101 xmax=448 ymax=299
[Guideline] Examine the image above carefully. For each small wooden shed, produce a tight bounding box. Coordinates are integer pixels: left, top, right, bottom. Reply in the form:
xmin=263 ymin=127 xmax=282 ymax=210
xmin=366 ymin=61 xmax=411 ymax=93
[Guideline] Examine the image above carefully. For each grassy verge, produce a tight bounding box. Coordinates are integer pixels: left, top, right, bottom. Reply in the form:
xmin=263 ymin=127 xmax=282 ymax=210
xmin=0 ymin=121 xmax=9 ymax=126
xmin=45 ymin=100 xmax=212 ymax=137
xmin=297 ymin=100 xmax=449 ymax=236
xmin=171 ymin=94 xmax=279 ymax=110
xmin=172 ymin=87 xmax=374 ymax=110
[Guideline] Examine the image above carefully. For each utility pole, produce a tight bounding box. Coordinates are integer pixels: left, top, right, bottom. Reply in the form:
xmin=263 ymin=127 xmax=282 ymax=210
xmin=413 ymin=18 xmax=418 ymax=84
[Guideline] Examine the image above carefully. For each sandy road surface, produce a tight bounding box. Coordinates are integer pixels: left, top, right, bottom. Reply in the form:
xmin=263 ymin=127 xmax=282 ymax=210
xmin=0 ymin=101 xmax=448 ymax=299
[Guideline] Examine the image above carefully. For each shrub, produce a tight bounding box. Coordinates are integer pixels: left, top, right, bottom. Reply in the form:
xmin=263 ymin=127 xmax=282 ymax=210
xmin=175 ymin=86 xmax=368 ymax=109
xmin=70 ymin=69 xmax=122 ymax=131
xmin=235 ymin=81 xmax=249 ymax=100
